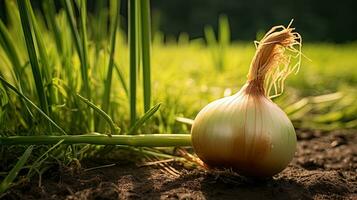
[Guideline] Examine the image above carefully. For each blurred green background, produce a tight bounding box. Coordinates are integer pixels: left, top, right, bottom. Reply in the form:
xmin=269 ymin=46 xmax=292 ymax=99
xmin=150 ymin=0 xmax=357 ymax=43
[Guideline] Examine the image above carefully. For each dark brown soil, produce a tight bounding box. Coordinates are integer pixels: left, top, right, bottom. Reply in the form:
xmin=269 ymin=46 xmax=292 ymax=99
xmin=2 ymin=130 xmax=357 ymax=200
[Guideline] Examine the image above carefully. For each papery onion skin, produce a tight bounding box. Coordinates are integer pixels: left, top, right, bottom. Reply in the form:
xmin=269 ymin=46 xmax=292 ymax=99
xmin=191 ymin=85 xmax=296 ymax=177
xmin=191 ymin=24 xmax=301 ymax=177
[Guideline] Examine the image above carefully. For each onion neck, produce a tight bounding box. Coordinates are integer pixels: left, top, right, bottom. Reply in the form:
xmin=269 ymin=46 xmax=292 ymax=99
xmin=244 ymin=26 xmax=299 ymax=97
xmin=244 ymin=78 xmax=265 ymax=96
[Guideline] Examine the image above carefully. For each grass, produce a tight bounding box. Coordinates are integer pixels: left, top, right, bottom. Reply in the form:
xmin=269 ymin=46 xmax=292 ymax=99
xmin=0 ymin=145 xmax=33 ymax=194
xmin=129 ymin=0 xmax=138 ymax=125
xmin=100 ymin=0 xmax=120 ymax=129
xmin=17 ymin=0 xmax=50 ymax=119
xmin=0 ymin=0 xmax=356 ymax=194
xmin=204 ymin=14 xmax=230 ymax=71
xmin=140 ymin=0 xmax=152 ymax=112
xmin=0 ymin=76 xmax=67 ymax=135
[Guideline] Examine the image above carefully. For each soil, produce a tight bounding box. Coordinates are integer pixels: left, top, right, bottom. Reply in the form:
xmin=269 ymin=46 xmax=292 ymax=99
xmin=2 ymin=130 xmax=357 ymax=200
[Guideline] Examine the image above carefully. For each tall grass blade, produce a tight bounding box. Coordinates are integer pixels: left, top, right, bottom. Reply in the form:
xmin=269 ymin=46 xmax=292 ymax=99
xmin=79 ymin=0 xmax=91 ymax=98
xmin=101 ymin=0 xmax=120 ymax=120
xmin=17 ymin=0 xmax=49 ymax=115
xmin=204 ymin=15 xmax=230 ymax=71
xmin=136 ymin=0 xmax=142 ymax=76
xmin=218 ymin=14 xmax=230 ymax=71
xmin=140 ymin=0 xmax=152 ymax=112
xmin=0 ymin=19 xmax=34 ymax=120
xmin=62 ymin=0 xmax=83 ymax=65
xmin=62 ymin=0 xmax=93 ymax=130
xmin=24 ymin=0 xmax=56 ymax=115
xmin=25 ymin=0 xmax=50 ymax=73
xmin=0 ymin=145 xmax=33 ymax=194
xmin=79 ymin=0 xmax=93 ymax=131
xmin=94 ymin=0 xmax=108 ymax=44
xmin=114 ymin=63 xmax=129 ymax=97
xmin=129 ymin=0 xmax=137 ymax=125
xmin=204 ymin=25 xmax=219 ymax=70
xmin=42 ymin=0 xmax=63 ymax=56
xmin=219 ymin=15 xmax=230 ymax=47
xmin=0 ymin=20 xmax=22 ymax=83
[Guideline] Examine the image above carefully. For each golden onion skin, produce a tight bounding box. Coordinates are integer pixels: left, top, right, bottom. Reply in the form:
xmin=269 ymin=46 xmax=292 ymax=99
xmin=192 ymin=24 xmax=302 ymax=177
xmin=191 ymin=89 xmax=297 ymax=177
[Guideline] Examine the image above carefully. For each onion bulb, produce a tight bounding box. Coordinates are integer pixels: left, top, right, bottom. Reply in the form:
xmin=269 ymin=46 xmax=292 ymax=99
xmin=191 ymin=24 xmax=302 ymax=177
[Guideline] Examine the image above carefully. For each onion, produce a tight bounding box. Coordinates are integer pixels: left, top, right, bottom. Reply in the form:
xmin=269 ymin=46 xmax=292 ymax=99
xmin=191 ymin=24 xmax=302 ymax=177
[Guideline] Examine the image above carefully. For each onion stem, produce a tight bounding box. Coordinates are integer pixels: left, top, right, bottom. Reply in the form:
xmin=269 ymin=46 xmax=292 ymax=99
xmin=0 ymin=134 xmax=191 ymax=147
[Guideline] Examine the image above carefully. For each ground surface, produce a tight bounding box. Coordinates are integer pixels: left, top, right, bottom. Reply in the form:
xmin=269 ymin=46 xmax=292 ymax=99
xmin=3 ymin=130 xmax=357 ymax=200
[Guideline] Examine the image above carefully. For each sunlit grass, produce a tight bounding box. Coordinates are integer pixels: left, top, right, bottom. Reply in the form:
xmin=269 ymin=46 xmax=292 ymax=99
xmin=1 ymin=22 xmax=356 ymax=133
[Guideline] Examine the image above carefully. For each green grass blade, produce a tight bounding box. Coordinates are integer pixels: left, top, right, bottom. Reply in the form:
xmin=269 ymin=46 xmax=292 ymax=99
xmin=218 ymin=14 xmax=230 ymax=71
xmin=21 ymin=0 xmax=54 ymax=132
xmin=0 ymin=80 xmax=9 ymax=132
xmin=0 ymin=145 xmax=33 ymax=194
xmin=101 ymin=0 xmax=120 ymax=118
xmin=17 ymin=0 xmax=49 ymax=115
xmin=79 ymin=0 xmax=93 ymax=131
xmin=42 ymin=0 xmax=63 ymax=56
xmin=0 ymin=76 xmax=67 ymax=135
xmin=114 ymin=63 xmax=129 ymax=98
xmin=62 ymin=0 xmax=90 ymax=98
xmin=129 ymin=103 xmax=161 ymax=134
xmin=62 ymin=0 xmax=83 ymax=64
xmin=136 ymin=0 xmax=142 ymax=76
xmin=62 ymin=0 xmax=92 ymax=130
xmin=0 ymin=19 xmax=35 ymax=120
xmin=204 ymin=25 xmax=219 ymax=70
xmin=0 ymin=20 xmax=22 ymax=82
xmin=27 ymin=139 xmax=64 ymax=177
xmin=218 ymin=15 xmax=230 ymax=46
xmin=77 ymin=94 xmax=120 ymax=135
xmin=25 ymin=0 xmax=50 ymax=75
xmin=24 ymin=0 xmax=56 ymax=116
xmin=204 ymin=26 xmax=217 ymax=48
xmin=0 ymin=134 xmax=191 ymax=147
xmin=0 ymin=28 xmax=34 ymax=123
xmin=129 ymin=0 xmax=137 ymax=125
xmin=94 ymin=0 xmax=108 ymax=44
xmin=4 ymin=0 xmax=21 ymax=33
xmin=140 ymin=0 xmax=151 ymax=112
xmin=79 ymin=0 xmax=91 ymax=99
